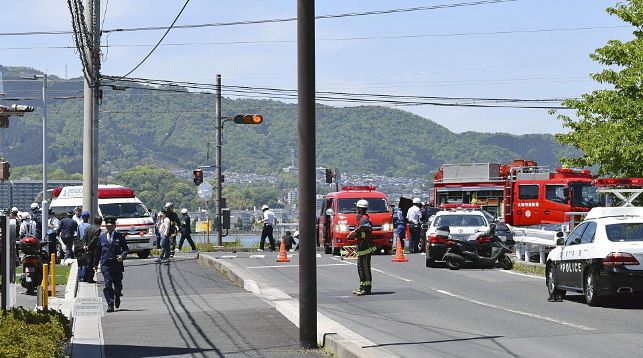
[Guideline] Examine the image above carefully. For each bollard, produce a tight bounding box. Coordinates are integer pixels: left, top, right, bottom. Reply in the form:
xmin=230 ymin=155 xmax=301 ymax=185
xmin=524 ymin=244 xmax=531 ymax=262
xmin=515 ymin=242 xmax=524 ymax=261
xmin=42 ymin=264 xmax=49 ymax=310
xmin=50 ymin=253 xmax=56 ymax=298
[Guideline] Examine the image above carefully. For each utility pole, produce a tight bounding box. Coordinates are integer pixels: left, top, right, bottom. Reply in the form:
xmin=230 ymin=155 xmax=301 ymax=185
xmin=298 ymin=0 xmax=317 ymax=348
xmin=41 ymin=74 xmax=48 ymax=243
xmin=215 ymin=74 xmax=223 ymax=246
xmin=83 ymin=0 xmax=100 ymax=216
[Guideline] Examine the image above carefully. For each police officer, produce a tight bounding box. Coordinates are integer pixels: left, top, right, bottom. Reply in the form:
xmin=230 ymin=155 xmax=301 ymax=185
xmin=392 ymin=204 xmax=406 ymax=252
xmin=94 ymin=216 xmax=129 ymax=312
xmin=406 ymin=198 xmax=423 ymax=253
xmin=177 ymin=208 xmax=197 ymax=253
xmin=348 ymin=199 xmax=375 ymax=296
xmin=258 ymin=205 xmax=276 ymax=252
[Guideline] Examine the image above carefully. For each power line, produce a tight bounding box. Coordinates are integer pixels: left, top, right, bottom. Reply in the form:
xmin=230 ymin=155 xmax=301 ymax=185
xmin=0 ymin=0 xmax=517 ymax=37
xmin=122 ymin=0 xmax=191 ymax=77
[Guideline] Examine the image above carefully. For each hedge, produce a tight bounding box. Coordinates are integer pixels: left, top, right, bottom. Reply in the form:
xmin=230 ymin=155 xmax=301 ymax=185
xmin=0 ymin=307 xmax=72 ymax=358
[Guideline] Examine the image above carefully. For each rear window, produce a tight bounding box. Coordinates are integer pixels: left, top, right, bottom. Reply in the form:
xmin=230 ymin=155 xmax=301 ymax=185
xmin=605 ymin=223 xmax=643 ymax=242
xmin=337 ymin=198 xmax=389 ymax=213
xmin=433 ymin=214 xmax=487 ymax=227
xmin=99 ymin=203 xmax=150 ymax=219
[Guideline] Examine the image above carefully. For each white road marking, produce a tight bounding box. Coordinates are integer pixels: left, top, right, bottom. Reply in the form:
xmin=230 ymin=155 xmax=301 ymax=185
xmin=249 ymin=255 xmax=265 ymax=259
xmin=246 ymin=263 xmax=352 ymax=269
xmin=436 ymin=289 xmax=596 ymax=331
xmin=220 ymin=255 xmax=237 ymax=259
xmin=331 ymin=257 xmax=413 ymax=282
xmin=499 ymin=270 xmax=545 ymax=280
xmin=316 ymin=254 xmax=321 ymax=258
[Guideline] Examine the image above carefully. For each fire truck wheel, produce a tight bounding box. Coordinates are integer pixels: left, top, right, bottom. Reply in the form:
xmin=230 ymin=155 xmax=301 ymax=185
xmin=332 ymin=246 xmax=340 ymax=256
xmin=324 ymin=242 xmax=332 ymax=255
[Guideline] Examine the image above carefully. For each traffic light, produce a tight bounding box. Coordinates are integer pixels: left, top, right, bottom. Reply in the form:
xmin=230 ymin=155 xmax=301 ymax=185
xmin=193 ymin=168 xmax=203 ymax=186
xmin=0 ymin=161 xmax=10 ymax=181
xmin=325 ymin=168 xmax=334 ymax=183
xmin=233 ymin=114 xmax=263 ymax=125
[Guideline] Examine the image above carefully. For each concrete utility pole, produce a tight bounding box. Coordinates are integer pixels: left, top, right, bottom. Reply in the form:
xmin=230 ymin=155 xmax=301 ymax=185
xmin=83 ymin=0 xmax=100 ymax=216
xmin=215 ymin=74 xmax=223 ymax=246
xmin=298 ymin=0 xmax=317 ymax=348
xmin=41 ymin=74 xmax=48 ymax=243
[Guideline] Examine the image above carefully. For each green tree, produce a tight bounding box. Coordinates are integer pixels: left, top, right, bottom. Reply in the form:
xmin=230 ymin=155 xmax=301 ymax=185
xmin=553 ymin=1 xmax=643 ymax=176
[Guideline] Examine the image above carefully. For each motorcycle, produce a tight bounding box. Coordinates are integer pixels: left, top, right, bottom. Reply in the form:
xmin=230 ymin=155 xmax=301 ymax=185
xmin=19 ymin=236 xmax=49 ymax=295
xmin=441 ymin=224 xmax=513 ymax=270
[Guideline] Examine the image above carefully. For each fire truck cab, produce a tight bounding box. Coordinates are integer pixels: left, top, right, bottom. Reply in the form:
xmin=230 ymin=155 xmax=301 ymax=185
xmin=433 ymin=160 xmax=600 ymax=226
xmin=318 ymin=185 xmax=394 ymax=255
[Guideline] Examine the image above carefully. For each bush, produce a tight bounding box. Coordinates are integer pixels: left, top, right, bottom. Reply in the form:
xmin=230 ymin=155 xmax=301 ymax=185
xmin=0 ymin=307 xmax=72 ymax=358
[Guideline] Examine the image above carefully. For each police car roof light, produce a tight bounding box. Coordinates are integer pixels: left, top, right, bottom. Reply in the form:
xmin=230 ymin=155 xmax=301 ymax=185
xmin=341 ymin=185 xmax=376 ymax=192
xmin=52 ymin=187 xmax=63 ymax=198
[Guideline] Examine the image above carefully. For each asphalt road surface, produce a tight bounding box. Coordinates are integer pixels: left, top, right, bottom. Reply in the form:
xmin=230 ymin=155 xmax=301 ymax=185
xmin=209 ymin=251 xmax=643 ymax=358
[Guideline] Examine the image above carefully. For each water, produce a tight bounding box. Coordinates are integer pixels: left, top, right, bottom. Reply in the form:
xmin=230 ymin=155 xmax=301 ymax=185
xmin=192 ymin=233 xmax=261 ymax=248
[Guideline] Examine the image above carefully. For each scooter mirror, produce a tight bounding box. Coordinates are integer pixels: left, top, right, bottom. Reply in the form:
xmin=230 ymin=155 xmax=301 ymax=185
xmin=325 ymin=208 xmax=334 ymax=216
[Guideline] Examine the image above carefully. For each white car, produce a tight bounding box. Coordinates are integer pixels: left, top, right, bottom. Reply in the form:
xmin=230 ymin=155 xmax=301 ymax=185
xmin=425 ymin=210 xmax=490 ymax=267
xmin=546 ymin=207 xmax=643 ymax=306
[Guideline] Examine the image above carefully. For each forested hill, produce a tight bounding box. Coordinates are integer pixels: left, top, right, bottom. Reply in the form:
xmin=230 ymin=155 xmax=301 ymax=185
xmin=0 ymin=65 xmax=579 ymax=177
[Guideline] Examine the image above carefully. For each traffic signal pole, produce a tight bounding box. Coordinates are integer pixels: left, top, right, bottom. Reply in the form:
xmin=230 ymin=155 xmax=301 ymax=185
xmin=215 ymin=74 xmax=223 ymax=247
xmin=298 ymin=0 xmax=317 ymax=348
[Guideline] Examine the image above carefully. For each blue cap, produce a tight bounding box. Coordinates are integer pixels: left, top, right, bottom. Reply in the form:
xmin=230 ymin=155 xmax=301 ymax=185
xmin=81 ymin=210 xmax=90 ymax=218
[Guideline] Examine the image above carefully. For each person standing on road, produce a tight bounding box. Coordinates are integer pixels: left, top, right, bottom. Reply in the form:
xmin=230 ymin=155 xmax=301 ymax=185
xmin=406 ymin=198 xmax=423 ymax=253
xmin=83 ymin=216 xmax=103 ymax=283
xmin=347 ymin=199 xmax=375 ymax=296
xmin=258 ymin=205 xmax=276 ymax=252
xmin=57 ymin=210 xmax=79 ymax=260
xmin=392 ymin=205 xmax=406 ymax=252
xmin=177 ymin=208 xmax=197 ymax=253
xmin=156 ymin=211 xmax=171 ymax=263
xmin=30 ymin=203 xmax=43 ymax=242
xmin=164 ymin=203 xmax=180 ymax=257
xmin=94 ymin=216 xmax=129 ymax=313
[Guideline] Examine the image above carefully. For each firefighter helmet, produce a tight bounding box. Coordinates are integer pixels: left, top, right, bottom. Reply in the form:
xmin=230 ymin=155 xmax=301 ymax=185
xmin=412 ymin=198 xmax=421 ymax=204
xmin=356 ymin=199 xmax=369 ymax=208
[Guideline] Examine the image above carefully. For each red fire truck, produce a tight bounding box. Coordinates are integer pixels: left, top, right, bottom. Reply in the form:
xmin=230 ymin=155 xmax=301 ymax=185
xmin=433 ymin=160 xmax=600 ymax=226
xmin=318 ymin=185 xmax=394 ymax=255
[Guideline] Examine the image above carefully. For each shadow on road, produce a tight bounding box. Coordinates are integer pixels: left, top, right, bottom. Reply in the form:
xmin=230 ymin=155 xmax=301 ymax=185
xmin=561 ymin=294 xmax=643 ymax=309
xmin=363 ymin=335 xmax=505 ymax=348
xmin=101 ymin=344 xmax=220 ymax=358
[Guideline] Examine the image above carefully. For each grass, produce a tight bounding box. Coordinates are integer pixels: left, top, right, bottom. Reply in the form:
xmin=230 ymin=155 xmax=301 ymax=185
xmin=512 ymin=260 xmax=545 ymax=276
xmin=15 ymin=263 xmax=71 ymax=287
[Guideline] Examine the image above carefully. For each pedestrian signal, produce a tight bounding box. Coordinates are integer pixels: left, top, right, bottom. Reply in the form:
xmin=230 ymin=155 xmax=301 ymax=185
xmin=193 ymin=168 xmax=203 ymax=186
xmin=233 ymin=114 xmax=263 ymax=125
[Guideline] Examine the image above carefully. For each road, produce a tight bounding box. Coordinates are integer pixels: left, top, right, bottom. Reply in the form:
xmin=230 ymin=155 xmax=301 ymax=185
xmin=208 ymin=251 xmax=643 ymax=357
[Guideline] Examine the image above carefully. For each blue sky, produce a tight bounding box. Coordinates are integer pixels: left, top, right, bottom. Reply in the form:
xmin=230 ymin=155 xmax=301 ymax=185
xmin=0 ymin=0 xmax=633 ymax=134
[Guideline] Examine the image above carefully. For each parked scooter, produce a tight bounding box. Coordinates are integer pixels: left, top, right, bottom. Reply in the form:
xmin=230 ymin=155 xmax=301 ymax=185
xmin=441 ymin=224 xmax=513 ymax=270
xmin=19 ymin=236 xmax=49 ymax=295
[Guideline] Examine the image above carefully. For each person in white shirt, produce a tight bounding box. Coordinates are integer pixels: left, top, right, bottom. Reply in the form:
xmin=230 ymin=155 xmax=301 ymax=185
xmin=47 ymin=209 xmax=60 ymax=256
xmin=258 ymin=205 xmax=276 ymax=252
xmin=19 ymin=213 xmax=37 ymax=238
xmin=155 ymin=211 xmax=172 ymax=263
xmin=406 ymin=198 xmax=423 ymax=253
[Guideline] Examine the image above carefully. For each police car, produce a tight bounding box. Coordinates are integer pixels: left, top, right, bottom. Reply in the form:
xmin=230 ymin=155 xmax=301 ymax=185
xmin=546 ymin=207 xmax=643 ymax=306
xmin=425 ymin=209 xmax=490 ymax=267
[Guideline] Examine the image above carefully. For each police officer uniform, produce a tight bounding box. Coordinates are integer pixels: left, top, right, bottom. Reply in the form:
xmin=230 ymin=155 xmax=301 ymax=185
xmin=94 ymin=216 xmax=129 ymax=312
xmin=349 ymin=200 xmax=375 ymax=296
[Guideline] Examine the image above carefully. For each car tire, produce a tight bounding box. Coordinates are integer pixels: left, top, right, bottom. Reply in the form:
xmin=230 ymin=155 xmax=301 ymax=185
xmin=444 ymin=253 xmax=464 ymax=270
xmin=324 ymin=241 xmax=332 ymax=255
xmin=584 ymin=269 xmax=602 ymax=306
xmin=137 ymin=250 xmax=151 ymax=259
xmin=383 ymin=246 xmax=392 ymax=255
xmin=546 ymin=262 xmax=566 ymax=299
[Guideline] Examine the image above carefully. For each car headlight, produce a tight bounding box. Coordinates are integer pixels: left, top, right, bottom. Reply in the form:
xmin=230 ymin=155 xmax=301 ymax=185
xmin=381 ymin=223 xmax=393 ymax=232
xmin=335 ymin=224 xmax=349 ymax=233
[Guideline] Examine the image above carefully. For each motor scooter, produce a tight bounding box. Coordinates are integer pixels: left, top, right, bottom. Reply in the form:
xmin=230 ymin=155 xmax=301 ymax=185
xmin=19 ymin=236 xmax=49 ymax=295
xmin=442 ymin=224 xmax=513 ymax=270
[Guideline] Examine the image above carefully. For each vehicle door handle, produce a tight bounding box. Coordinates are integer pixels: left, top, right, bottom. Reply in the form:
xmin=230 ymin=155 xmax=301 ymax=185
xmin=544 ymin=210 xmax=549 ymax=215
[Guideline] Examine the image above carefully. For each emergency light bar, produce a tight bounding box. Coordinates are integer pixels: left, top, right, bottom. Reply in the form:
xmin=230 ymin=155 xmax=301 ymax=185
xmin=556 ymin=168 xmax=591 ymax=176
xmin=341 ymin=185 xmax=376 ymax=192
xmin=592 ymin=178 xmax=643 ymax=187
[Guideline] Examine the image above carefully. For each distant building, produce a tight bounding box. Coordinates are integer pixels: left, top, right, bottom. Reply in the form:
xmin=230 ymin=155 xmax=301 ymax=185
xmin=0 ymin=180 xmax=82 ymax=211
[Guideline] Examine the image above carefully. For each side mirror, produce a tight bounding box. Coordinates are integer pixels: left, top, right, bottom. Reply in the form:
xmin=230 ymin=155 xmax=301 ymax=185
xmin=325 ymin=208 xmax=334 ymax=216
xmin=556 ymin=237 xmax=565 ymax=246
xmin=555 ymin=231 xmax=565 ymax=238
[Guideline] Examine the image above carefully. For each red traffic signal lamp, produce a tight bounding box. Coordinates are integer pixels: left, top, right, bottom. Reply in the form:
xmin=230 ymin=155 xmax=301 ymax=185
xmin=193 ymin=168 xmax=203 ymax=186
xmin=233 ymin=114 xmax=263 ymax=125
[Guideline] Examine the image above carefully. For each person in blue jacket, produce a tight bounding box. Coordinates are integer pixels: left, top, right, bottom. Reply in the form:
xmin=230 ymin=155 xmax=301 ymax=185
xmin=93 ymin=216 xmax=129 ymax=312
xmin=392 ymin=204 xmax=406 ymax=251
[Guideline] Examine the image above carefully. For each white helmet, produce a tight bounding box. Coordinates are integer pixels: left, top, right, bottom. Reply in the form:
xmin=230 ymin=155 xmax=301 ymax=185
xmin=180 ymin=208 xmax=188 ymax=214
xmin=262 ymin=205 xmax=269 ymax=211
xmin=412 ymin=198 xmax=421 ymax=204
xmin=165 ymin=202 xmax=173 ymax=209
xmin=10 ymin=207 xmax=18 ymax=213
xmin=20 ymin=212 xmax=31 ymax=220
xmin=30 ymin=203 xmax=39 ymax=211
xmin=293 ymin=230 xmax=299 ymax=238
xmin=356 ymin=199 xmax=368 ymax=208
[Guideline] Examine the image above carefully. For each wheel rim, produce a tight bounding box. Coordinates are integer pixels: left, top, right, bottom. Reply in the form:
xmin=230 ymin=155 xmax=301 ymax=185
xmin=586 ymin=273 xmax=594 ymax=301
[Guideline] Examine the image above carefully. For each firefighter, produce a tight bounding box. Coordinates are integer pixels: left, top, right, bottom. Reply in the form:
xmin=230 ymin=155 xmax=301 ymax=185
xmin=347 ymin=199 xmax=375 ymax=296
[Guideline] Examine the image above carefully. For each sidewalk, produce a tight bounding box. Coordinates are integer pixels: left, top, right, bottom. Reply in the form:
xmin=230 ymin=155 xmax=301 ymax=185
xmin=71 ymin=254 xmax=330 ymax=358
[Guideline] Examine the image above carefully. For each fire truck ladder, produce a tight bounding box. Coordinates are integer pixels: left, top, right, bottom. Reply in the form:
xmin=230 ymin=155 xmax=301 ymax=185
xmin=503 ymin=178 xmax=513 ymax=223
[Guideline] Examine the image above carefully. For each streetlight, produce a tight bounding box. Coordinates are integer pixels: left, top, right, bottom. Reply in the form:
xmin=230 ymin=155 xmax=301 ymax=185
xmin=22 ymin=74 xmax=48 ymax=243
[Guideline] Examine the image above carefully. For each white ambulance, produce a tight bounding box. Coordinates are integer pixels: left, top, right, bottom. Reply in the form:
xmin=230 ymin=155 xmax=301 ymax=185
xmin=49 ymin=185 xmax=156 ymax=258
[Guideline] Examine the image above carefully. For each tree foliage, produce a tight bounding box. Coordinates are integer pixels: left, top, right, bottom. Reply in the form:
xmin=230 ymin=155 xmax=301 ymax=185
xmin=554 ymin=1 xmax=643 ymax=176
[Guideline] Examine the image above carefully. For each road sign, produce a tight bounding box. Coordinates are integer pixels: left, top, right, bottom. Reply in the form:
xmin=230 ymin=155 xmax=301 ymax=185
xmin=198 ymin=182 xmax=213 ymax=201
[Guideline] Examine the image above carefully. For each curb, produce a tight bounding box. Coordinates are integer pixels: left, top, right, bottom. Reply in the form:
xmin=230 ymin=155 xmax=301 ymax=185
xmin=197 ymin=253 xmax=397 ymax=358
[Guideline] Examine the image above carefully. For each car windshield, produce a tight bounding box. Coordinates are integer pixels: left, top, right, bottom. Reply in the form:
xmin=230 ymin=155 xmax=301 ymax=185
xmin=569 ymin=182 xmax=600 ymax=208
xmin=99 ymin=203 xmax=150 ymax=219
xmin=338 ymin=198 xmax=389 ymax=213
xmin=605 ymin=223 xmax=643 ymax=242
xmin=433 ymin=214 xmax=487 ymax=227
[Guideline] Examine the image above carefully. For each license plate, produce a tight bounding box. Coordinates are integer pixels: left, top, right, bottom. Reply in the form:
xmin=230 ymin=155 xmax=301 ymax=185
xmin=129 ymin=243 xmax=141 ymax=250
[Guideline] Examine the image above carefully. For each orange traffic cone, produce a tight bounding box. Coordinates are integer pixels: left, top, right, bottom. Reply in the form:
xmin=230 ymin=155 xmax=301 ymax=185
xmin=391 ymin=234 xmax=408 ymax=262
xmin=276 ymin=239 xmax=290 ymax=262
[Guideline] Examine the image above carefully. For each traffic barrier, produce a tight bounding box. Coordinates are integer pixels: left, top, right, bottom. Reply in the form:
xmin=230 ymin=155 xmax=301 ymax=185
xmin=340 ymin=245 xmax=357 ymax=260
xmin=276 ymin=239 xmax=290 ymax=262
xmin=391 ymin=234 xmax=408 ymax=262
xmin=42 ymin=264 xmax=49 ymax=310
